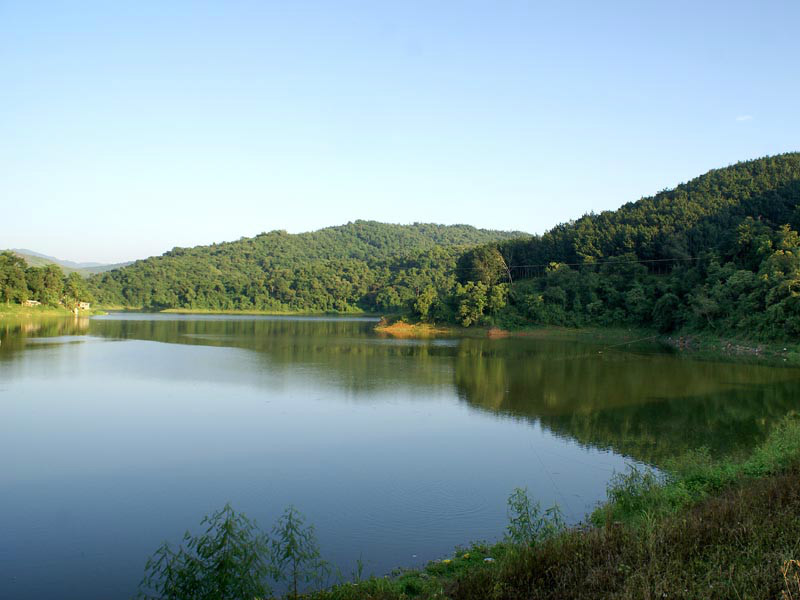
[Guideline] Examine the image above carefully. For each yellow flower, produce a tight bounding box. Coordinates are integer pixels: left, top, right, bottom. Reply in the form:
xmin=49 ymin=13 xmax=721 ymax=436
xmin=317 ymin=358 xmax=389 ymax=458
xmin=442 ymin=559 xmax=452 ymax=564
xmin=462 ymin=553 xmax=470 ymax=559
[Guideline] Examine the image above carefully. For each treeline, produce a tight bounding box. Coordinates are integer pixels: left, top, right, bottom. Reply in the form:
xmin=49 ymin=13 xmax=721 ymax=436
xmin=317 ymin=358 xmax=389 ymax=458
xmin=86 ymin=221 xmax=526 ymax=312
xmin=452 ymin=153 xmax=800 ymax=340
xmin=0 ymin=251 xmax=92 ymax=307
xmin=83 ymin=153 xmax=800 ymax=340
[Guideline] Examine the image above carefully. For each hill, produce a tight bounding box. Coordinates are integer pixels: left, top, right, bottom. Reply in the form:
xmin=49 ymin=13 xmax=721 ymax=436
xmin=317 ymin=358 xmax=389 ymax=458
xmin=85 ymin=153 xmax=800 ymax=340
xmin=10 ymin=249 xmax=131 ymax=277
xmin=87 ymin=221 xmax=528 ymax=312
xmin=455 ymin=153 xmax=800 ymax=340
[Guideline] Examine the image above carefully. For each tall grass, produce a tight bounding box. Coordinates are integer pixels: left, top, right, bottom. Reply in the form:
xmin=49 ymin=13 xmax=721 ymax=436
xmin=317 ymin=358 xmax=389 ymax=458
xmin=592 ymin=412 xmax=800 ymax=526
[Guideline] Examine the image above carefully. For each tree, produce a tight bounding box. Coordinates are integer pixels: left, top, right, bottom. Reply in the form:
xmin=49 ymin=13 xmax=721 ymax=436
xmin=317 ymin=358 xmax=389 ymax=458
xmin=64 ymin=272 xmax=91 ymax=307
xmin=505 ymin=487 xmax=564 ymax=547
xmin=41 ymin=264 xmax=64 ymax=305
xmin=458 ymin=246 xmax=509 ymax=285
xmin=0 ymin=251 xmax=28 ymax=303
xmin=138 ymin=503 xmax=272 ymax=600
xmin=487 ymin=283 xmax=509 ymax=315
xmin=455 ymin=281 xmax=488 ymax=327
xmin=413 ymin=285 xmax=438 ymax=321
xmin=652 ymin=293 xmax=681 ymax=333
xmin=270 ymin=506 xmax=328 ymax=600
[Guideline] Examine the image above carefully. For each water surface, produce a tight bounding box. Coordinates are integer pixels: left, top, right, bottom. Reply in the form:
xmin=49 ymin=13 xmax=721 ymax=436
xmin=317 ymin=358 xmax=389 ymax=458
xmin=2 ymin=314 xmax=799 ymax=599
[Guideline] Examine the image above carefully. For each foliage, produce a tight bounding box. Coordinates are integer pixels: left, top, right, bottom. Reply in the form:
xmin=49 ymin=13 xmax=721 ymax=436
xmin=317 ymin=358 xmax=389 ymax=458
xmin=452 ymin=153 xmax=800 ymax=339
xmin=138 ymin=503 xmax=271 ymax=600
xmin=0 ymin=251 xmax=92 ymax=306
xmin=505 ymin=487 xmax=564 ymax=547
xmin=133 ymin=417 xmax=800 ymax=600
xmin=308 ymin=416 xmax=800 ymax=600
xmin=592 ymin=413 xmax=800 ymax=526
xmin=271 ymin=506 xmax=329 ymax=599
xmin=450 ymin=464 xmax=800 ymax=600
xmin=84 ymin=221 xmax=525 ymax=313
xmin=75 ymin=152 xmax=800 ymax=340
xmin=455 ymin=281 xmax=488 ymax=326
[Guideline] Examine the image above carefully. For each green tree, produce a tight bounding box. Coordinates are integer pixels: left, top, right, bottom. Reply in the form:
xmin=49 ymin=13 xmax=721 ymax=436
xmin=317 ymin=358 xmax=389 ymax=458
xmin=0 ymin=251 xmax=28 ymax=303
xmin=455 ymin=281 xmax=489 ymax=327
xmin=138 ymin=503 xmax=272 ymax=600
xmin=41 ymin=264 xmax=64 ymax=305
xmin=505 ymin=487 xmax=564 ymax=547
xmin=652 ymin=293 xmax=681 ymax=333
xmin=63 ymin=272 xmax=92 ymax=307
xmin=413 ymin=285 xmax=438 ymax=321
xmin=487 ymin=283 xmax=509 ymax=315
xmin=270 ymin=506 xmax=328 ymax=600
xmin=458 ymin=245 xmax=510 ymax=285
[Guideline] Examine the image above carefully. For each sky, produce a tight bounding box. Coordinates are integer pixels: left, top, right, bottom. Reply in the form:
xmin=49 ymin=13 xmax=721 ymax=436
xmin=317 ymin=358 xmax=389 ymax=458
xmin=1 ymin=1 xmax=798 ymax=264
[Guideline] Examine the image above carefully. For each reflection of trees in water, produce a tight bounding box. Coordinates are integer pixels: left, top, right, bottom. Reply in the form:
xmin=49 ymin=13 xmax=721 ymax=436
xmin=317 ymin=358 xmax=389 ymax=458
xmin=5 ymin=317 xmax=799 ymax=466
xmin=452 ymin=338 xmax=800 ymax=466
xmin=537 ymin=386 xmax=799 ymax=466
xmin=88 ymin=317 xmax=458 ymax=393
xmin=0 ymin=317 xmax=90 ymax=362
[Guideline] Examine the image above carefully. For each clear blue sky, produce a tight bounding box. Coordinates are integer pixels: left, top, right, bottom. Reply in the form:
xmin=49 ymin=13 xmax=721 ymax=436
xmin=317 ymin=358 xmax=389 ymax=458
xmin=1 ymin=1 xmax=798 ymax=263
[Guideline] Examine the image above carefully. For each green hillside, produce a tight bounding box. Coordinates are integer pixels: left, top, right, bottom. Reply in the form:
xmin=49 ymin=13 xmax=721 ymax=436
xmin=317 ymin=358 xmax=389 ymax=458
xmin=456 ymin=153 xmax=800 ymax=340
xmin=82 ymin=153 xmax=800 ymax=340
xmin=87 ymin=221 xmax=528 ymax=312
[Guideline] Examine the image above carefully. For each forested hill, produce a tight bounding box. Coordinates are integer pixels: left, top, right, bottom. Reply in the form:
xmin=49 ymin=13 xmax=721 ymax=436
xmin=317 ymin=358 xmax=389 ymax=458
xmin=86 ymin=153 xmax=800 ymax=340
xmin=490 ymin=152 xmax=800 ymax=268
xmin=456 ymin=153 xmax=800 ymax=340
xmin=87 ymin=221 xmax=527 ymax=312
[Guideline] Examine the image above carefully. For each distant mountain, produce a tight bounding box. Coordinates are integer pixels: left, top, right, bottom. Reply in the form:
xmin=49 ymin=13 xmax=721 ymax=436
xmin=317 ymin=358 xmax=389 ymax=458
xmin=10 ymin=249 xmax=132 ymax=277
xmin=88 ymin=221 xmax=529 ymax=311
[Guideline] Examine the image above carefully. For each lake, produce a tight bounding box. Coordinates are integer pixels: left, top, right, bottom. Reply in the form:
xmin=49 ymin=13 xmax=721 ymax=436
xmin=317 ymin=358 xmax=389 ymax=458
xmin=2 ymin=314 xmax=799 ymax=599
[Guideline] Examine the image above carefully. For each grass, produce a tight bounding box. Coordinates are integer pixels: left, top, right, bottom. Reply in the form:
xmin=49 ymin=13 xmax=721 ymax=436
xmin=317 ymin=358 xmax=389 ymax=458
xmin=305 ymin=415 xmax=800 ymax=600
xmin=374 ymin=320 xmax=454 ymax=337
xmin=0 ymin=302 xmax=102 ymax=319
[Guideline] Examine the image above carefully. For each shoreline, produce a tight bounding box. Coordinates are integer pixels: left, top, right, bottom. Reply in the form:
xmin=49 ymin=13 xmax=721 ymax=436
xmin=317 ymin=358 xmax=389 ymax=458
xmin=0 ymin=304 xmax=105 ymax=319
xmin=374 ymin=318 xmax=800 ymax=364
xmin=308 ymin=416 xmax=800 ymax=599
xmin=5 ymin=304 xmax=797 ymax=364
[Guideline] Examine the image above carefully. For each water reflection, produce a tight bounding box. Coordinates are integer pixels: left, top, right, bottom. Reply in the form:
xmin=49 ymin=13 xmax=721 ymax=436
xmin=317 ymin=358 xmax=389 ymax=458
xmin=3 ymin=314 xmax=798 ymax=467
xmin=79 ymin=314 xmax=800 ymax=465
xmin=3 ymin=313 xmax=799 ymax=600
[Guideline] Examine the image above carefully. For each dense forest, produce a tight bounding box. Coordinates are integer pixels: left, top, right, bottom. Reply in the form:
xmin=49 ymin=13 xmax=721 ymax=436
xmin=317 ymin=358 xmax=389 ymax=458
xmin=0 ymin=251 xmax=93 ymax=307
xmin=9 ymin=153 xmax=800 ymax=341
xmin=455 ymin=153 xmax=800 ymax=340
xmin=85 ymin=222 xmax=526 ymax=313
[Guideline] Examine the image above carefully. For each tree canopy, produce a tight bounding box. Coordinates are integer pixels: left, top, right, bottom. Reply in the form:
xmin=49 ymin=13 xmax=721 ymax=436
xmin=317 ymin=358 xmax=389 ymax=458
xmin=456 ymin=153 xmax=800 ymax=339
xmin=76 ymin=152 xmax=800 ymax=341
xmin=86 ymin=221 xmax=526 ymax=313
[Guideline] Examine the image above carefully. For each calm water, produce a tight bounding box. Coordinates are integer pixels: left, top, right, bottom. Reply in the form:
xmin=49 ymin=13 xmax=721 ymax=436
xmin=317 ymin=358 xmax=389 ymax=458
xmin=2 ymin=314 xmax=799 ymax=599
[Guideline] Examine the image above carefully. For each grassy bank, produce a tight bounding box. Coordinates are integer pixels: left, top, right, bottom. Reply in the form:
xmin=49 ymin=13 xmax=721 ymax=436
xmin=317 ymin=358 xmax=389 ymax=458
xmin=660 ymin=330 xmax=800 ymax=363
xmin=306 ymin=415 xmax=800 ymax=600
xmin=0 ymin=303 xmax=103 ymax=319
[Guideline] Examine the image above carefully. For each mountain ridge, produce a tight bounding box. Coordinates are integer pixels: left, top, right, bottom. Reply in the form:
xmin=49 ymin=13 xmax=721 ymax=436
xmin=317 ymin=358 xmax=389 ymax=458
xmin=8 ymin=249 xmax=132 ymax=276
